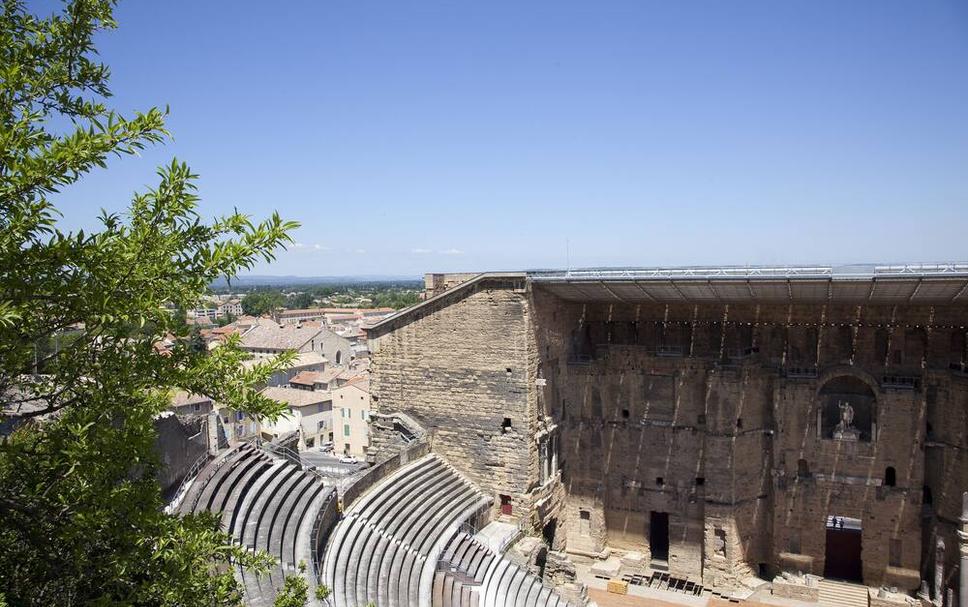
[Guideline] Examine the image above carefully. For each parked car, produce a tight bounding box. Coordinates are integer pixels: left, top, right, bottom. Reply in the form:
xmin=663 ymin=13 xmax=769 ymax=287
xmin=338 ymin=454 xmax=359 ymax=464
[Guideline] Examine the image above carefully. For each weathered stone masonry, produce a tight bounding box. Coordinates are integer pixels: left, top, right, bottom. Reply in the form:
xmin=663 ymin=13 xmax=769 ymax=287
xmin=368 ymin=274 xmax=540 ymax=519
xmin=367 ymin=267 xmax=968 ymax=595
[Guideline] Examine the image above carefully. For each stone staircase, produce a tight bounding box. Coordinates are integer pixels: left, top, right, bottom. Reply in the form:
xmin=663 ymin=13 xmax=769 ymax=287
xmin=819 ymin=579 xmax=869 ymax=607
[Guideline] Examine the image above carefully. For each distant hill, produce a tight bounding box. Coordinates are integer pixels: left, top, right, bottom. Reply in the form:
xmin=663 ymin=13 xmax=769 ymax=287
xmin=211 ymin=275 xmax=422 ymax=288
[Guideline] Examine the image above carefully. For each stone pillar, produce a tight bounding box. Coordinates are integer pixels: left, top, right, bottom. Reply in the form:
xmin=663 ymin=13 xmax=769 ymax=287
xmin=936 ymin=539 xmax=946 ymax=607
xmin=207 ymin=411 xmax=220 ymax=455
xmin=959 ymin=492 xmax=968 ymax=607
xmin=551 ymin=433 xmax=559 ymax=475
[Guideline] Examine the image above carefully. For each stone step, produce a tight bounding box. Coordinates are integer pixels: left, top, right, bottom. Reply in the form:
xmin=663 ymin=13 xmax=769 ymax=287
xmin=819 ymin=579 xmax=869 ymax=607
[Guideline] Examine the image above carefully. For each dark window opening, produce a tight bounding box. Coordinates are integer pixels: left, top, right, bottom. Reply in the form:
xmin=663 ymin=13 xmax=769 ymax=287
xmin=501 ymin=417 xmax=512 ymax=433
xmin=884 ymin=467 xmax=896 ymax=487
xmin=695 ymin=477 xmax=705 ymax=486
xmin=655 ymin=477 xmax=664 ymax=487
xmin=839 ymin=326 xmax=854 ymax=355
xmin=621 ymin=409 xmax=630 ymax=419
xmin=874 ymin=329 xmax=889 ymax=362
xmin=542 ymin=518 xmax=557 ymax=548
xmin=736 ymin=418 xmax=743 ymax=429
xmin=499 ymin=494 xmax=512 ymax=516
xmin=797 ymin=459 xmax=810 ymax=479
xmin=923 ymin=485 xmax=934 ymax=506
xmin=950 ymin=331 xmax=967 ymax=367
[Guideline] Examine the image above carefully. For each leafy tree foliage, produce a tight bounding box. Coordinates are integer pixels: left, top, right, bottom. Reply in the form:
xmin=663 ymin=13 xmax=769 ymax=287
xmin=241 ymin=290 xmax=285 ymax=316
xmin=284 ymin=292 xmax=315 ymax=310
xmin=315 ymin=584 xmax=332 ymax=605
xmin=0 ymin=1 xmax=298 ymax=604
xmin=216 ymin=311 xmax=238 ymax=327
xmin=368 ymin=289 xmax=419 ymax=310
xmin=272 ymin=564 xmax=309 ymax=607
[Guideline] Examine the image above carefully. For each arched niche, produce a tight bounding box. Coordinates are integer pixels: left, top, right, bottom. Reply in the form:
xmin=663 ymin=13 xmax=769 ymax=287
xmin=818 ymin=373 xmax=877 ymax=442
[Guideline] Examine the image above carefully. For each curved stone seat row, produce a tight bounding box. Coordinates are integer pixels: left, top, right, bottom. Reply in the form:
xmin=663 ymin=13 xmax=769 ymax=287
xmin=179 ymin=443 xmax=332 ymax=607
xmin=433 ymin=531 xmax=575 ymax=607
xmin=322 ymin=454 xmax=491 ymax=607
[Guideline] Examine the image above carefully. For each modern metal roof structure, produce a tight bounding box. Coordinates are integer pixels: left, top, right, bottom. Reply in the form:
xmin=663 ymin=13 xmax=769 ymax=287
xmin=529 ymin=263 xmax=968 ymax=304
xmin=367 ymin=264 xmax=968 ymax=336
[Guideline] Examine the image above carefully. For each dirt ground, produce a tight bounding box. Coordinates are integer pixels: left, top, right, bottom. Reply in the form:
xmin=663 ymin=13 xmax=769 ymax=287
xmin=587 ymin=589 xmax=780 ymax=607
xmin=587 ymin=588 xmax=704 ymax=607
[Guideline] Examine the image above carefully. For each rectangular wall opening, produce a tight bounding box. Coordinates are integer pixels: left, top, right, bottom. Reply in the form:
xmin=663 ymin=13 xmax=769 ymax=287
xmin=650 ymin=511 xmax=670 ymax=564
xmin=823 ymin=515 xmax=863 ymax=583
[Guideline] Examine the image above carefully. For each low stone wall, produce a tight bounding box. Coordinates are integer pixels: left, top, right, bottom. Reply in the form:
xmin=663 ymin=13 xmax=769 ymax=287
xmin=869 ymin=587 xmax=921 ymax=607
xmin=772 ymin=574 xmax=821 ymax=602
xmin=366 ymin=411 xmax=427 ymax=464
xmin=312 ymin=489 xmax=339 ymax=576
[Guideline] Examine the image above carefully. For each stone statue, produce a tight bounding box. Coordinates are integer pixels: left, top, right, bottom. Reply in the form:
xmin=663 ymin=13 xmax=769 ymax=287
xmin=833 ymin=400 xmax=859 ymax=440
xmin=838 ymin=400 xmax=855 ymax=431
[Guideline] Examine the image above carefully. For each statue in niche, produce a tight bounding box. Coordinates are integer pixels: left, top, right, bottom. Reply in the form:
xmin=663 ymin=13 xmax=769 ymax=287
xmin=833 ymin=400 xmax=860 ymax=441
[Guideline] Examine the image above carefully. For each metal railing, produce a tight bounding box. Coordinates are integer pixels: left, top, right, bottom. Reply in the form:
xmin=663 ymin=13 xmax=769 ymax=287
xmin=260 ymin=439 xmax=302 ymax=466
xmin=882 ymin=374 xmax=919 ymax=390
xmin=255 ymin=439 xmax=333 ymax=483
xmin=784 ymin=366 xmax=819 ymax=379
xmin=164 ymin=450 xmax=212 ymax=514
xmin=309 ymin=489 xmax=337 ymax=578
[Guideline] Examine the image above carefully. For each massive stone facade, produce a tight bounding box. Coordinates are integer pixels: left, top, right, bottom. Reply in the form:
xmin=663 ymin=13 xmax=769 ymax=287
xmin=367 ymin=268 xmax=968 ymax=595
xmin=368 ymin=274 xmax=542 ymax=519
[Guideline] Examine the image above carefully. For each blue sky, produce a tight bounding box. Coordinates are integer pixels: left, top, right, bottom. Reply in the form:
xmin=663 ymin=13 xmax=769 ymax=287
xmin=54 ymin=1 xmax=968 ymax=276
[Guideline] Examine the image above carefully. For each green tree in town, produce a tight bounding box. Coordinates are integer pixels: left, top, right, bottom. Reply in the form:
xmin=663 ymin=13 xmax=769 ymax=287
xmin=0 ymin=1 xmax=299 ymax=604
xmin=284 ymin=291 xmax=315 ymax=310
xmin=241 ymin=290 xmax=285 ymax=316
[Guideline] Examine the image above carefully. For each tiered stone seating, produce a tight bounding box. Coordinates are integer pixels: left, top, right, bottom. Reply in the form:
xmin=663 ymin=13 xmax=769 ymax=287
xmin=323 ymin=454 xmax=491 ymax=607
xmin=179 ymin=443 xmax=332 ymax=607
xmin=433 ymin=531 xmax=575 ymax=607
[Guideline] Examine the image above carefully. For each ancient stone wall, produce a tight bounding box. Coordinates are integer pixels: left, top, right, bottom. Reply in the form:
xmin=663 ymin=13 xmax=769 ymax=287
xmin=530 ymin=293 xmax=967 ymax=590
xmin=922 ymin=364 xmax=968 ymax=594
xmin=368 ymin=277 xmax=537 ymax=518
xmin=154 ymin=413 xmax=208 ymax=501
xmin=368 ymin=277 xmax=968 ymax=593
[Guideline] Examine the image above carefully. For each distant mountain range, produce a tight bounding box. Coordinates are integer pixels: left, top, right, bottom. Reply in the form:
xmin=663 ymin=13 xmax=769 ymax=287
xmin=211 ymin=274 xmax=422 ymax=288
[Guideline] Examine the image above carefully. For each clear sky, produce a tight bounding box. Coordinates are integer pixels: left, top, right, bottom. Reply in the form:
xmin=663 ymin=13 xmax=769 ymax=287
xmin=54 ymin=1 xmax=968 ymax=276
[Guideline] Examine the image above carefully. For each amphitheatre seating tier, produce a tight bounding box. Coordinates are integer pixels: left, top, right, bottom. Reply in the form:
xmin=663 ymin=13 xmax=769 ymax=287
xmin=179 ymin=443 xmax=332 ymax=607
xmin=322 ymin=451 xmax=575 ymax=607
xmin=433 ymin=531 xmax=574 ymax=607
xmin=323 ymin=453 xmax=492 ymax=607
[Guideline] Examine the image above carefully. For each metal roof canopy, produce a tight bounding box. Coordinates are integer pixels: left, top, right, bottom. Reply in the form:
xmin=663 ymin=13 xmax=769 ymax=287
xmin=529 ymin=263 xmax=968 ymax=304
